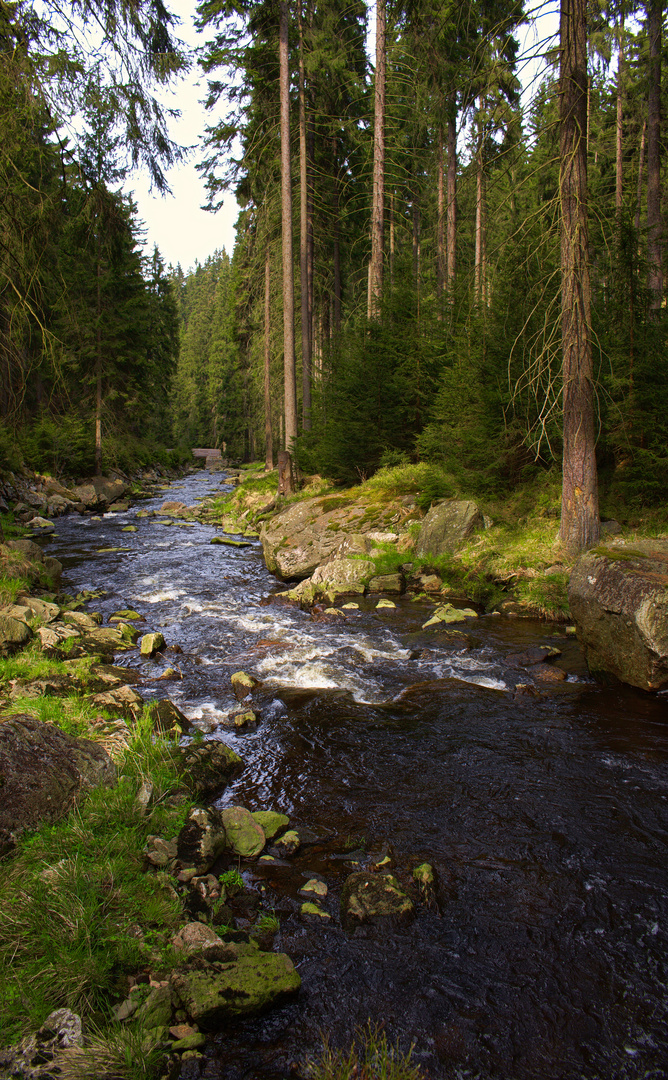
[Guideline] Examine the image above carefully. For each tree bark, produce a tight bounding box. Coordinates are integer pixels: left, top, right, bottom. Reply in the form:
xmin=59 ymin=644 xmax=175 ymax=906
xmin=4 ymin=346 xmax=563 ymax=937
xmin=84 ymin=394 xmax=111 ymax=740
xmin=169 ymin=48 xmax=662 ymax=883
xmin=446 ymin=111 xmax=457 ymax=288
xmin=635 ymin=118 xmax=646 ymax=234
xmin=279 ymin=0 xmax=298 ymax=447
xmin=615 ymin=5 xmax=625 ymax=216
xmin=298 ymin=0 xmax=311 ymax=430
xmin=264 ymin=249 xmax=273 ymax=471
xmin=368 ymin=0 xmax=386 ymax=318
xmin=558 ymin=0 xmax=599 ymax=550
xmin=646 ymin=0 xmax=663 ymax=313
xmin=278 ymin=449 xmax=295 ymax=494
xmin=332 ymin=137 xmax=342 ymax=335
xmin=95 ymin=230 xmax=102 ymax=476
xmin=474 ymin=99 xmax=484 ymax=306
xmin=437 ymin=126 xmax=445 ymax=317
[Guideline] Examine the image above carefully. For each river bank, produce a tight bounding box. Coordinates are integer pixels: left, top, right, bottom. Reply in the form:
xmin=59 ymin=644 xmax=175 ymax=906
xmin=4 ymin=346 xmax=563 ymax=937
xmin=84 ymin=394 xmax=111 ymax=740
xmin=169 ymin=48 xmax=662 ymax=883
xmin=1 ymin=465 xmax=667 ymax=1080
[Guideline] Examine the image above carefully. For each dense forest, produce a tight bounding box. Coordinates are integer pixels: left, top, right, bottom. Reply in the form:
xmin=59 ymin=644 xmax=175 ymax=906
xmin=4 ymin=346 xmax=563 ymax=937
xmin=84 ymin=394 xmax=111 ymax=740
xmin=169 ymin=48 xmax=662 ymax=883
xmin=1 ymin=0 xmax=666 ymax=548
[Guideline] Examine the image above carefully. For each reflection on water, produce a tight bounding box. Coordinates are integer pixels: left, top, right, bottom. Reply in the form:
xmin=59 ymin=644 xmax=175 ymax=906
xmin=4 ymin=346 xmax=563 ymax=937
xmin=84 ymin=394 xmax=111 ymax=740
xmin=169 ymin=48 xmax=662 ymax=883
xmin=46 ymin=471 xmax=668 ymax=1080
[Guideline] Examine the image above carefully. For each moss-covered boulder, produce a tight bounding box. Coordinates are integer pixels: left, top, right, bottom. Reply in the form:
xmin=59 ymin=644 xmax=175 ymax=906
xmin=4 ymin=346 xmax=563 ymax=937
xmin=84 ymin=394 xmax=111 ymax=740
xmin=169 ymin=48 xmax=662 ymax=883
xmin=140 ymin=632 xmax=166 ymax=657
xmin=221 ymin=806 xmax=265 ymax=857
xmin=170 ymin=943 xmax=300 ymax=1028
xmin=0 ymin=613 xmax=32 ymax=655
xmin=568 ymin=541 xmax=668 ymax=690
xmin=415 ymin=499 xmax=486 ymax=558
xmin=341 ymin=871 xmax=415 ymax=930
xmin=310 ymin=557 xmax=374 ymax=597
xmin=231 ymin=670 xmax=258 ymax=700
xmin=251 ymin=810 xmax=289 ymax=841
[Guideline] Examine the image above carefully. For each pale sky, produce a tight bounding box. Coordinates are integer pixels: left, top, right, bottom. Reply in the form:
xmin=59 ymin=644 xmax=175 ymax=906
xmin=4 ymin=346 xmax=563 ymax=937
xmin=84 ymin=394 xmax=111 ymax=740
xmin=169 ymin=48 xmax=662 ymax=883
xmin=128 ymin=0 xmax=239 ymax=273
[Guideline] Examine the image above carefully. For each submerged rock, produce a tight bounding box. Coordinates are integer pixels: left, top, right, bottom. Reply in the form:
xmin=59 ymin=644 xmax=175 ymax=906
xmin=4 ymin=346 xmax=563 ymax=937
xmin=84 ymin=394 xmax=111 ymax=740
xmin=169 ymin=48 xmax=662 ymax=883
xmin=422 ymin=603 xmax=478 ymax=628
xmin=340 ymin=871 xmax=415 ymax=930
xmin=569 ymin=540 xmax=668 ymax=690
xmin=140 ymin=631 xmax=166 ymax=657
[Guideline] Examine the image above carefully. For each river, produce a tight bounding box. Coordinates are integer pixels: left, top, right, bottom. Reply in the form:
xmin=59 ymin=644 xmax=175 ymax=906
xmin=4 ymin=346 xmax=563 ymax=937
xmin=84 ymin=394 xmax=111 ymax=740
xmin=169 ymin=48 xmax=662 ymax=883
xmin=44 ymin=469 xmax=668 ymax=1080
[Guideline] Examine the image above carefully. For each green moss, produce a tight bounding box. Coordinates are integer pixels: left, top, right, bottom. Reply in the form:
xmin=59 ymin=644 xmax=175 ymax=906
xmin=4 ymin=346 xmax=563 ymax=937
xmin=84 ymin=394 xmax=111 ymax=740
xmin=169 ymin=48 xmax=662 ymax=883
xmin=318 ymin=496 xmax=353 ymax=514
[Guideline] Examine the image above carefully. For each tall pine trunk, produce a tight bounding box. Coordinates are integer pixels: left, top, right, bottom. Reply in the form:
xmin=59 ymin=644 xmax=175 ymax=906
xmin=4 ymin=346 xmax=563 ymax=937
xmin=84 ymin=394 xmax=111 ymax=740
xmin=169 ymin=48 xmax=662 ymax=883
xmin=368 ymin=0 xmax=386 ymax=318
xmin=279 ymin=0 xmax=297 ymax=447
xmin=474 ymin=100 xmax=485 ymax=306
xmin=647 ymin=0 xmax=663 ymax=313
xmin=559 ymin=0 xmax=599 ymax=550
xmin=615 ymin=5 xmax=625 ymax=217
xmin=446 ymin=111 xmax=457 ymax=288
xmin=264 ymin=249 xmax=273 ymax=471
xmin=298 ymin=0 xmax=311 ymax=429
xmin=437 ymin=126 xmax=445 ymax=316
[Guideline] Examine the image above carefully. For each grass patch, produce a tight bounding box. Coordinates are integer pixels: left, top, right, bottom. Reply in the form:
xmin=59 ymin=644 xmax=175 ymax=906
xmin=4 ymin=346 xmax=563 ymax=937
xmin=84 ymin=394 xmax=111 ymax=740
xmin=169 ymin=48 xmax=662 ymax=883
xmin=0 ymin=573 xmax=31 ymax=604
xmin=308 ymin=1024 xmax=423 ymax=1080
xmin=0 ymin=710 xmax=189 ymax=1047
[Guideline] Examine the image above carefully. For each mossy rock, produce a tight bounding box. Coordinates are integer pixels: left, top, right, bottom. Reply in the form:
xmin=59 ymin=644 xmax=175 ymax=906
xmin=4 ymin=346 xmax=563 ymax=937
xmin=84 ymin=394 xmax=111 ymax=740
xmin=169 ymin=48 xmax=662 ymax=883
xmin=221 ymin=806 xmax=266 ymax=857
xmin=340 ymin=871 xmax=414 ymax=930
xmin=251 ymin=811 xmax=289 ymax=841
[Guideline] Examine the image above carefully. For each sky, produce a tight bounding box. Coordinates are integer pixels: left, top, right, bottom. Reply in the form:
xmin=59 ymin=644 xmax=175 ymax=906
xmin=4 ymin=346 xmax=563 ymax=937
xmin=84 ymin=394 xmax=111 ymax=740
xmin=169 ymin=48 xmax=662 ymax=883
xmin=129 ymin=0 xmax=240 ymax=273
xmin=129 ymin=0 xmax=559 ymax=275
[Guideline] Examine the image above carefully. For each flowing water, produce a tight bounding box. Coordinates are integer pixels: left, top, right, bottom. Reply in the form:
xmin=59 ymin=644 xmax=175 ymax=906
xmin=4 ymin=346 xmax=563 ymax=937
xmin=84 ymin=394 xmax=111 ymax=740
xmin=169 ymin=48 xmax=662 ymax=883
xmin=44 ymin=471 xmax=668 ymax=1080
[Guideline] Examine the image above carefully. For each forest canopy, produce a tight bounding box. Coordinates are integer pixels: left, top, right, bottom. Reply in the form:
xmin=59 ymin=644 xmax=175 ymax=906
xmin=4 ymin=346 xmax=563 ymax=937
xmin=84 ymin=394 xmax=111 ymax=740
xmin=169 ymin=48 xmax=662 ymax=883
xmin=1 ymin=0 xmax=666 ymax=541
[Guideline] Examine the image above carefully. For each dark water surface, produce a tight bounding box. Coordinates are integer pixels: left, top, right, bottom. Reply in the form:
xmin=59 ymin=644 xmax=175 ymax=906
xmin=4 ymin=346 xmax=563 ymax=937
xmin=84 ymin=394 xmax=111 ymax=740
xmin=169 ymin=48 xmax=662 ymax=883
xmin=45 ymin=471 xmax=668 ymax=1080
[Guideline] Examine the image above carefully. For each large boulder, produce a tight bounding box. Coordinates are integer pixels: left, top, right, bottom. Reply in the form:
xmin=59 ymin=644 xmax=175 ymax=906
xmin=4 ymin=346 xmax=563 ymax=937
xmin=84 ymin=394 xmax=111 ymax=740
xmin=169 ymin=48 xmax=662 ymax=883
xmin=72 ymin=476 xmax=127 ymax=509
xmin=568 ymin=540 xmax=668 ymax=691
xmin=220 ymin=806 xmax=265 ymax=858
xmin=259 ymin=497 xmax=351 ymax=580
xmin=170 ymin=942 xmax=300 ymax=1028
xmin=415 ymin=499 xmax=486 ymax=558
xmin=310 ymin=557 xmax=375 ymax=597
xmin=0 ymin=613 xmax=32 ymax=655
xmin=0 ymin=716 xmax=116 ymax=852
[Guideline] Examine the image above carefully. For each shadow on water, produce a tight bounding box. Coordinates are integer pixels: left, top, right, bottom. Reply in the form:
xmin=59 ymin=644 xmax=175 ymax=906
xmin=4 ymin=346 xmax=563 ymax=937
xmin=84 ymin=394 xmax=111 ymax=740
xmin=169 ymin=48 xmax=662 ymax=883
xmin=45 ymin=472 xmax=668 ymax=1080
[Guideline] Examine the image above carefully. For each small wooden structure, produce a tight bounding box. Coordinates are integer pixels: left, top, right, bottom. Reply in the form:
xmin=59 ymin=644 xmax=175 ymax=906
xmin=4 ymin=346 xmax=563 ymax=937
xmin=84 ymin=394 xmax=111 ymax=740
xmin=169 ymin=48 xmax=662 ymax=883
xmin=191 ymin=448 xmax=222 ymax=459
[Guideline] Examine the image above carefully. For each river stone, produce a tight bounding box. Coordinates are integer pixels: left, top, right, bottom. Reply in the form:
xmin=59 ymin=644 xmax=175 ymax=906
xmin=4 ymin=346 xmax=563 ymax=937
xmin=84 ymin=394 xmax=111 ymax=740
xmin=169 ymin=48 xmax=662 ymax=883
xmin=415 ymin=499 xmax=486 ymax=558
xmin=252 ymin=811 xmax=289 ymax=841
xmin=311 ymin=557 xmax=375 ymax=597
xmin=422 ymin=603 xmax=478 ymax=628
xmin=141 ymin=631 xmax=166 ymax=657
xmin=376 ymin=599 xmax=396 ymax=610
xmin=62 ymin=610 xmax=102 ymax=629
xmin=116 ymin=621 xmax=141 ymax=643
xmin=368 ymin=573 xmax=403 ymax=594
xmin=172 ymin=922 xmax=225 ymax=956
xmin=273 ymin=829 xmax=300 ymax=857
xmin=176 ymin=741 xmax=244 ymax=799
xmin=300 ymin=902 xmax=332 ymax=923
xmin=0 ymin=614 xmax=32 ymax=655
xmin=11 ymin=597 xmax=60 ymax=624
xmin=340 ymin=871 xmax=415 ymax=930
xmin=177 ymin=807 xmax=228 ymax=873
xmin=0 ymin=1009 xmax=84 ymax=1079
xmin=221 ymin=806 xmax=265 ymax=857
xmin=87 ymin=684 xmax=143 ymax=715
xmin=299 ymin=878 xmax=328 ymax=900
xmin=259 ymin=498 xmax=345 ymax=579
xmin=110 ymin=609 xmax=143 ymax=621
xmin=569 ymin=541 xmax=668 ymax=691
xmin=147 ymin=699 xmax=193 ymax=735
xmin=43 ymin=556 xmax=63 ymax=582
xmin=231 ymin=670 xmax=258 ymax=700
xmin=28 ymin=516 xmax=55 ymax=533
xmin=0 ymin=715 xmax=116 ymax=852
xmin=170 ymin=943 xmax=300 ymax=1028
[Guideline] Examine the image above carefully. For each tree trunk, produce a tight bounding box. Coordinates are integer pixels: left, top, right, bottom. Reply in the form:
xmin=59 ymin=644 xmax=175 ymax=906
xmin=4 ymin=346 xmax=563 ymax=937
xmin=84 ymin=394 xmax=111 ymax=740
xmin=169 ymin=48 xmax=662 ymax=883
xmin=298 ymin=0 xmax=311 ymax=430
xmin=332 ymin=137 xmax=342 ymax=335
xmin=368 ymin=0 xmax=386 ymax=318
xmin=558 ymin=0 xmax=599 ymax=550
xmin=95 ymin=231 xmax=102 ymax=475
xmin=615 ymin=5 xmax=625 ymax=216
xmin=647 ymin=0 xmax=663 ymax=313
xmin=279 ymin=0 xmax=298 ymax=447
xmin=437 ymin=126 xmax=445 ymax=316
xmin=278 ymin=449 xmax=295 ymax=494
xmin=446 ymin=111 xmax=457 ymax=288
xmin=635 ymin=118 xmax=646 ymax=234
xmin=474 ymin=100 xmax=484 ymax=306
xmin=264 ymin=249 xmax=273 ymax=471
